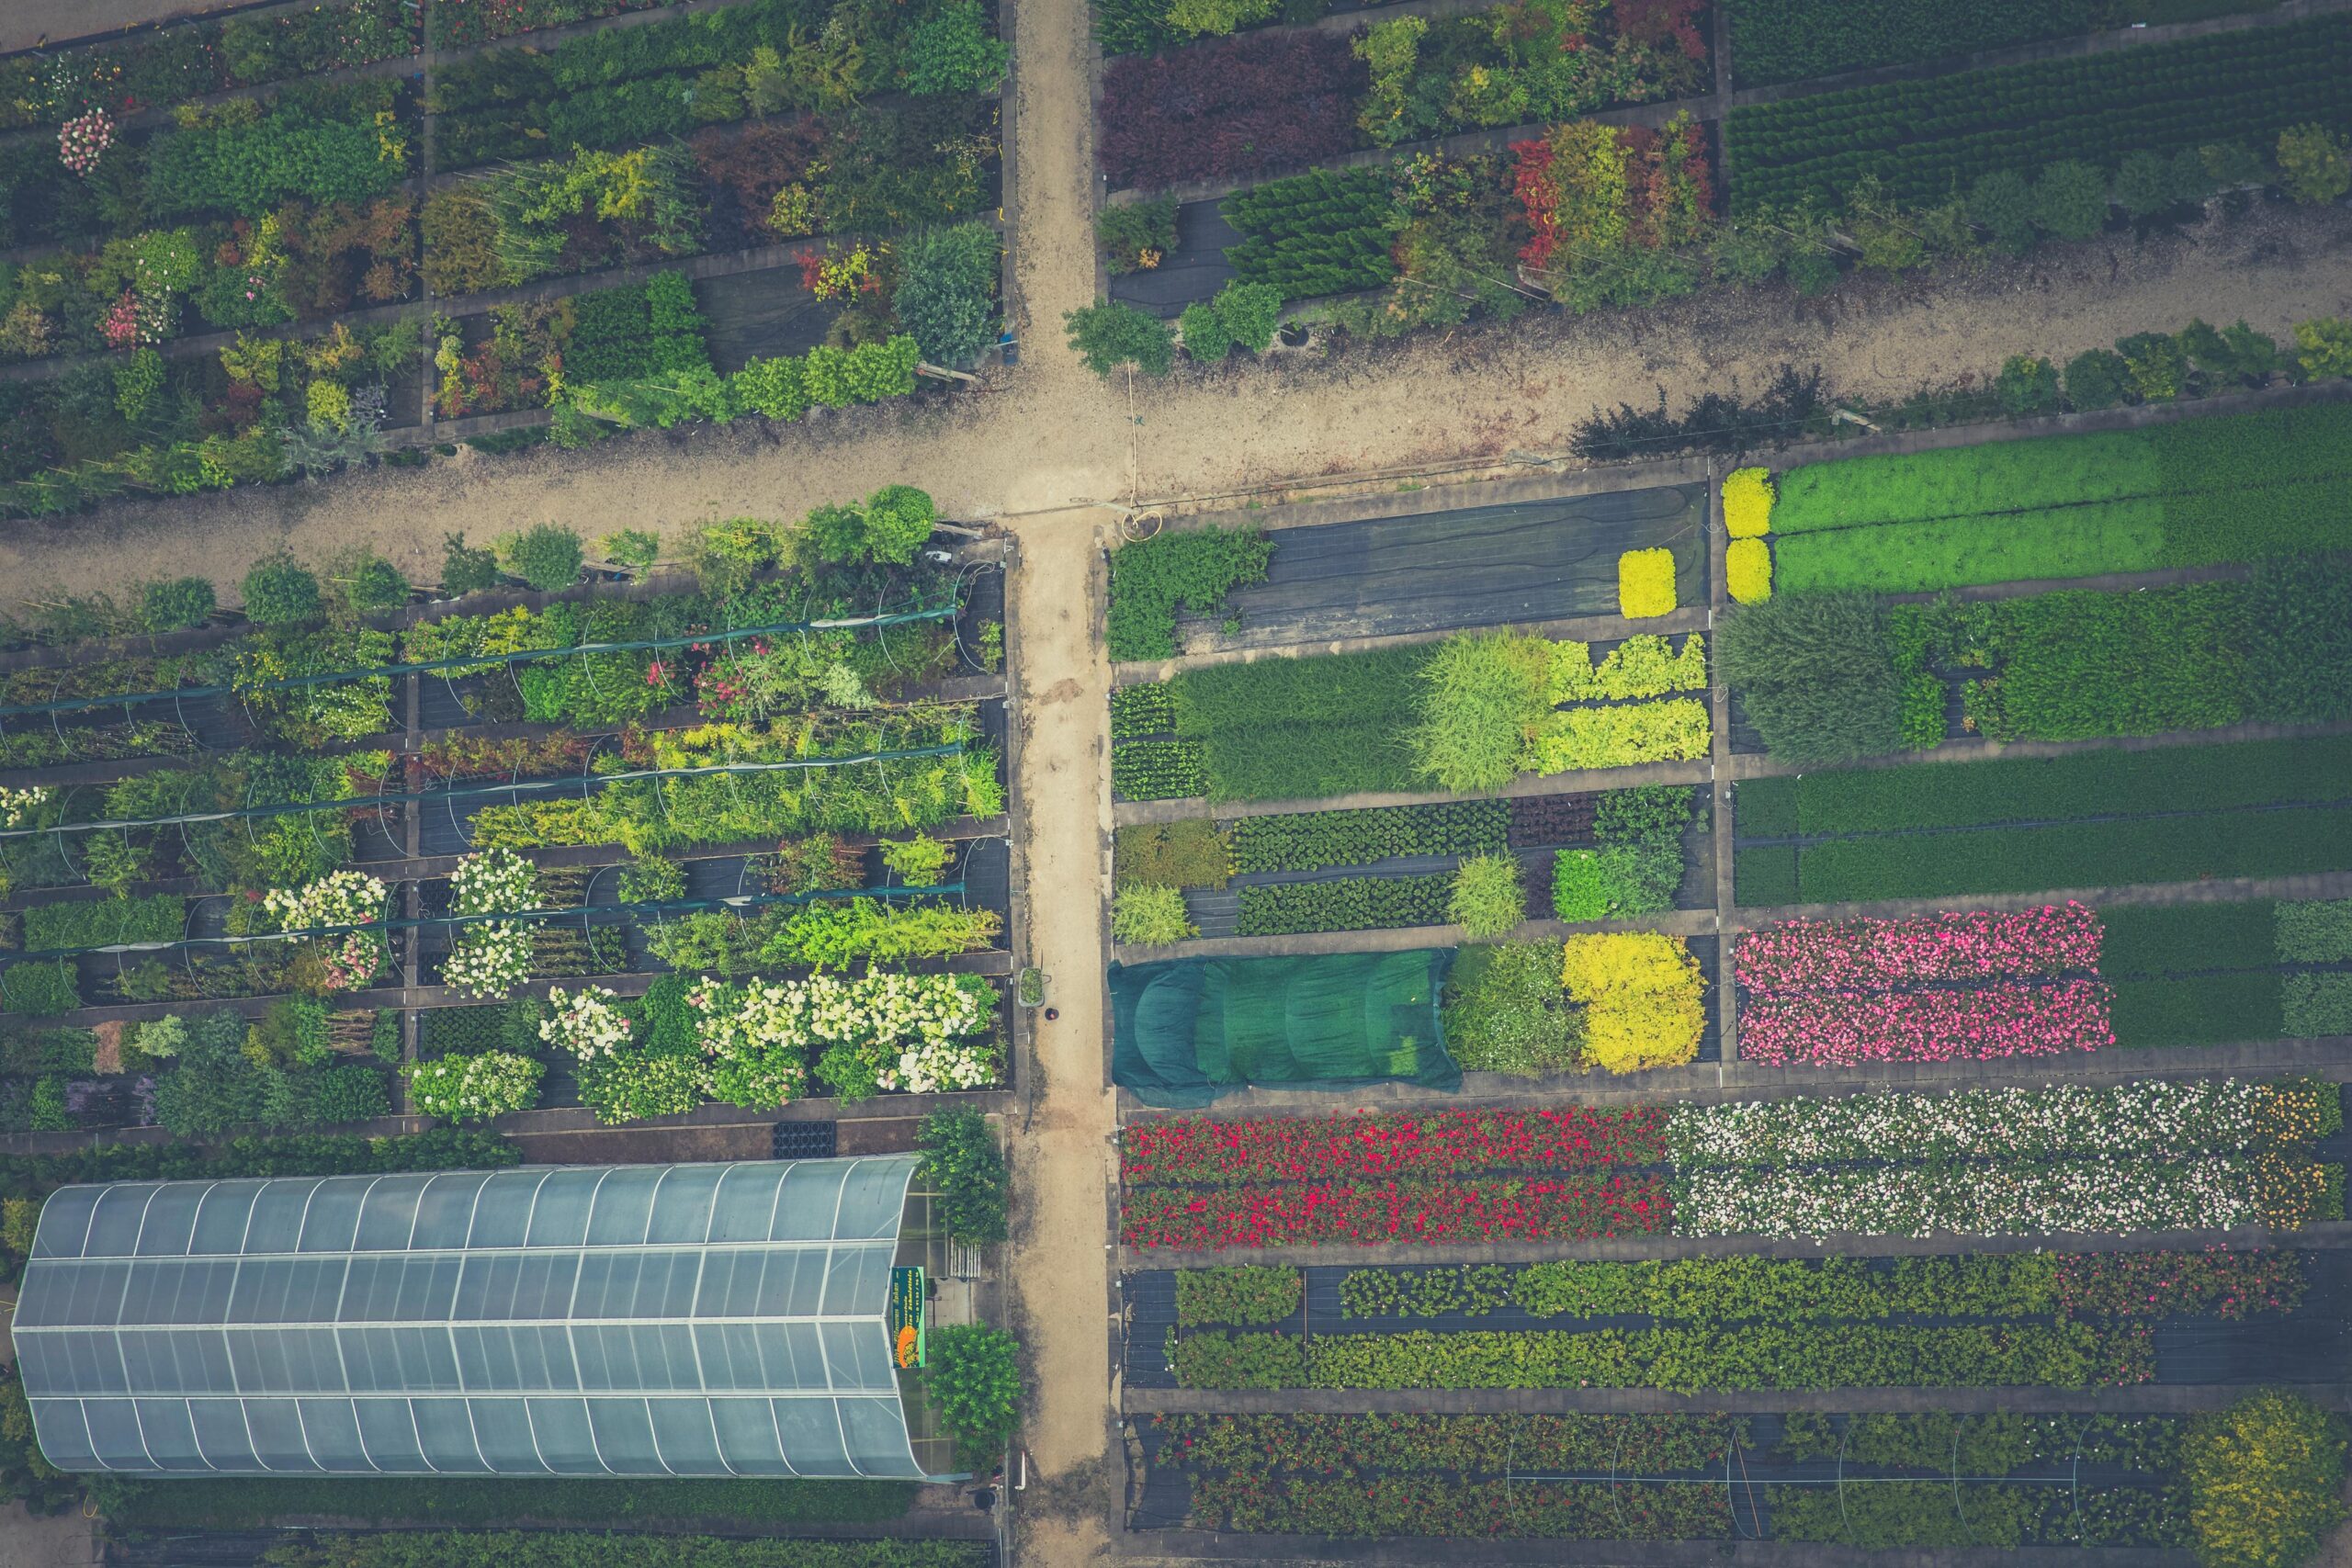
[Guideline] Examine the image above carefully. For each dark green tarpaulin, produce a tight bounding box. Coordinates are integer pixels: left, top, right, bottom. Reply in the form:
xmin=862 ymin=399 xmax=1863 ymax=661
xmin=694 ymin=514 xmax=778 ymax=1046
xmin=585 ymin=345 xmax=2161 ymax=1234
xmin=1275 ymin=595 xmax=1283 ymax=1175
xmin=1110 ymin=948 xmax=1459 ymax=1107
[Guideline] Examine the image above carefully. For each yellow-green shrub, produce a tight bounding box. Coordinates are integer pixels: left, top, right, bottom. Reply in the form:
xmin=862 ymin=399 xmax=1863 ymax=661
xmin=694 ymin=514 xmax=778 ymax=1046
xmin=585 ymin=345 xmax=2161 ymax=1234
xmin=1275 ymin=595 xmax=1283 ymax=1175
xmin=1722 ymin=468 xmax=1774 ymax=537
xmin=2182 ymin=1388 xmax=2347 ymax=1568
xmin=1560 ymin=931 xmax=1705 ymax=1074
xmin=1727 ymin=538 xmax=1773 ymax=604
xmin=1618 ymin=549 xmax=1677 ymax=619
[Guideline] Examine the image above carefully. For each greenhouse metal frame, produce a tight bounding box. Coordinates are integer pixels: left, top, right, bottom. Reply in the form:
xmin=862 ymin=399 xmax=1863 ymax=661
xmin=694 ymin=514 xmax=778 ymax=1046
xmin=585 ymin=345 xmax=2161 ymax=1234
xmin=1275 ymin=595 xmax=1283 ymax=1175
xmin=14 ymin=1156 xmax=951 ymax=1480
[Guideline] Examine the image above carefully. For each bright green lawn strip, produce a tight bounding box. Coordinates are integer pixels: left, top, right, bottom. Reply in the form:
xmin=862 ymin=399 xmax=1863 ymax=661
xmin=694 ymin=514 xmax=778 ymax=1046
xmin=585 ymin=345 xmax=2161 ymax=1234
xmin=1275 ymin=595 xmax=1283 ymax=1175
xmin=1774 ymin=428 xmax=2160 ymax=532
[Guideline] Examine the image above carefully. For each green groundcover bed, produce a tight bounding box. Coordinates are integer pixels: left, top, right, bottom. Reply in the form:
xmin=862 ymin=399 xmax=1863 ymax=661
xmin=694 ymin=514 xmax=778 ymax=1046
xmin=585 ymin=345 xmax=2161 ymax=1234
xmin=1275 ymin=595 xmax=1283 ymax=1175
xmin=1111 ymin=949 xmax=1460 ymax=1106
xmin=93 ymin=1476 xmax=916 ymax=1529
xmin=1770 ymin=401 xmax=2352 ymax=592
xmin=1733 ymin=734 xmax=2352 ymax=906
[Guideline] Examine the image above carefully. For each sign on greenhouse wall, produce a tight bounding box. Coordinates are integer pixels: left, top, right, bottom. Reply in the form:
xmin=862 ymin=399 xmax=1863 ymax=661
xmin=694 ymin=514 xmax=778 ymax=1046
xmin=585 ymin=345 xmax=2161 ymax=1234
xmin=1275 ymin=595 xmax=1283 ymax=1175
xmin=890 ymin=1265 xmax=927 ymax=1368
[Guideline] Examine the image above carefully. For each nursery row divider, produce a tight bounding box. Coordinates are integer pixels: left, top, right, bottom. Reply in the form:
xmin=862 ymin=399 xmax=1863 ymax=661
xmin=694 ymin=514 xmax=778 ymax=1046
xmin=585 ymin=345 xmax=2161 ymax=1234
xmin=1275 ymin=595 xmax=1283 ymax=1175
xmin=417 ymin=0 xmax=441 ymax=444
xmin=1703 ymin=454 xmax=1736 ymax=1070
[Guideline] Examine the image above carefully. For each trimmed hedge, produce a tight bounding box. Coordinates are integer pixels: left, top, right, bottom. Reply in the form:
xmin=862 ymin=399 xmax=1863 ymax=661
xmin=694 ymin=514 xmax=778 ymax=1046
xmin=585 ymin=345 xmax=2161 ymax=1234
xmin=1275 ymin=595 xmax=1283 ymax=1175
xmin=1235 ymin=873 xmax=1454 ymax=936
xmin=1724 ymin=0 xmax=2110 ymax=88
xmin=1228 ymin=801 xmax=1510 ymax=874
xmin=1171 ymin=643 xmax=1433 ymax=802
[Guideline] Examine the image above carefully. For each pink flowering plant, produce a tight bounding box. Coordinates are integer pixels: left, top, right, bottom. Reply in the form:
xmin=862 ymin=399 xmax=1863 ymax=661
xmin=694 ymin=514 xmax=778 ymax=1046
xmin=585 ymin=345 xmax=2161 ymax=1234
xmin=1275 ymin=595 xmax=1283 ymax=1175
xmin=1740 ymin=977 xmax=2115 ymax=1066
xmin=58 ymin=109 xmax=113 ymax=175
xmin=1734 ymin=903 xmax=2113 ymax=1066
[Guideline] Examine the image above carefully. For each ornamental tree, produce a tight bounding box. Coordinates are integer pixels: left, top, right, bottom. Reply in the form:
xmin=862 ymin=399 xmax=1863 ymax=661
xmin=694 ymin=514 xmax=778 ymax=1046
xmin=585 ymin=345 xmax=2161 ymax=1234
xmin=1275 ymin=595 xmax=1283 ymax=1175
xmin=924 ymin=1324 xmax=1022 ymax=1465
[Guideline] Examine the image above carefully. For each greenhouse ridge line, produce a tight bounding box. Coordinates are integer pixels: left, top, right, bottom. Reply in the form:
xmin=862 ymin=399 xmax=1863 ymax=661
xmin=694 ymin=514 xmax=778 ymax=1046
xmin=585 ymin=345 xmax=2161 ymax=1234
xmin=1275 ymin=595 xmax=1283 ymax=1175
xmin=0 ymin=600 xmax=960 ymax=723
xmin=0 ymin=742 xmax=971 ymax=842
xmin=0 ymin=880 xmax=967 ymax=966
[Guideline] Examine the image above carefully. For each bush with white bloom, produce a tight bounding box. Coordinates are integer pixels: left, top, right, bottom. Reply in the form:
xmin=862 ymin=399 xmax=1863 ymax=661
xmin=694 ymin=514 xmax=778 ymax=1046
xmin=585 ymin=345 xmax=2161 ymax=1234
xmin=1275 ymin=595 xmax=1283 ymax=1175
xmin=540 ymin=985 xmax=634 ymax=1062
xmin=405 ymin=1051 xmax=542 ymax=1122
xmin=689 ymin=971 xmax=1001 ymax=1107
xmin=263 ymin=869 xmax=390 ymax=992
xmin=0 ymin=784 xmax=48 ymax=829
xmin=443 ymin=846 xmax=538 ymax=999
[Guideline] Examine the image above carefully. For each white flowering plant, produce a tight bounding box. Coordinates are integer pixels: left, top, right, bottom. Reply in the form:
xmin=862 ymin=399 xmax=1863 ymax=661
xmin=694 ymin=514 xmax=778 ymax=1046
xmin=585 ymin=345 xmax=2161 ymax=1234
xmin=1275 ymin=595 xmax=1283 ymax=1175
xmin=688 ymin=970 xmax=1001 ymax=1107
xmin=0 ymin=784 xmax=49 ymax=829
xmin=540 ymin=985 xmax=634 ymax=1062
xmin=443 ymin=847 xmax=537 ymax=1000
xmin=263 ymin=869 xmax=390 ymax=992
xmin=405 ymin=1051 xmax=543 ymax=1122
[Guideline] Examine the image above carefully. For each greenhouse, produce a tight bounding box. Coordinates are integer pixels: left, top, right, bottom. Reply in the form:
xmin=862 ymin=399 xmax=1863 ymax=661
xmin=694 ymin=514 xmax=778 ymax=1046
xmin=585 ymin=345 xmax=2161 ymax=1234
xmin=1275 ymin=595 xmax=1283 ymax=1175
xmin=13 ymin=1156 xmax=957 ymax=1480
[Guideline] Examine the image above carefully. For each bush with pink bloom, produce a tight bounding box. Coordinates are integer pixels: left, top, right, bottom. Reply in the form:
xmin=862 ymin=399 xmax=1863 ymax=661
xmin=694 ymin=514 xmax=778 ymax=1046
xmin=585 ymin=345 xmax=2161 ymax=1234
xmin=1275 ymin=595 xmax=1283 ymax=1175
xmin=1735 ymin=903 xmax=2101 ymax=991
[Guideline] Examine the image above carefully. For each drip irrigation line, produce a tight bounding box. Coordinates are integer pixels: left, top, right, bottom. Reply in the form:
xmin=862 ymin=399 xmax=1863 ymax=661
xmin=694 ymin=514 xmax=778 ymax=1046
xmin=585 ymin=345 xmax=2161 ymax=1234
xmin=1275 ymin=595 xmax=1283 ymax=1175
xmin=0 ymin=741 xmax=970 ymax=841
xmin=0 ymin=880 xmax=967 ymax=965
xmin=0 ymin=600 xmax=960 ymax=723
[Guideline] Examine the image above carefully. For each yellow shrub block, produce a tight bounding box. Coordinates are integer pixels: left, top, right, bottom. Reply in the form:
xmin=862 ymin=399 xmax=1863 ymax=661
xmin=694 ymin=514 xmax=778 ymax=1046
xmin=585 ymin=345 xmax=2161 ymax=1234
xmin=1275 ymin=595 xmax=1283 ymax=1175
xmin=1561 ymin=931 xmax=1705 ymax=1074
xmin=1722 ymin=467 xmax=1775 ymax=538
xmin=1617 ymin=548 xmax=1677 ymax=619
xmin=1726 ymin=537 xmax=1773 ymax=604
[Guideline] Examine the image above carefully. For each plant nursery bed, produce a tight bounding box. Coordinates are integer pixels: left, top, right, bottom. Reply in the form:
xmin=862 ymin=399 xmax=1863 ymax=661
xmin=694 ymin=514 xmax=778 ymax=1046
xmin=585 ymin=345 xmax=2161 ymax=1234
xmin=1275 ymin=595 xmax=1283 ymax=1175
xmin=1105 ymin=200 xmax=1242 ymax=321
xmin=1174 ymin=486 xmax=1707 ymax=655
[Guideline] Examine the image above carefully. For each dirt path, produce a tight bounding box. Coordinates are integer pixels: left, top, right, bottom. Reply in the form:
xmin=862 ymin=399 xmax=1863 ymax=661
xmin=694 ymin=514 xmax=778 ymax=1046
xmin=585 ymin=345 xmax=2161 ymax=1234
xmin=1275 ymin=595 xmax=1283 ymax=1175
xmin=1001 ymin=508 xmax=1120 ymax=1568
xmin=6 ymin=207 xmax=2352 ymax=598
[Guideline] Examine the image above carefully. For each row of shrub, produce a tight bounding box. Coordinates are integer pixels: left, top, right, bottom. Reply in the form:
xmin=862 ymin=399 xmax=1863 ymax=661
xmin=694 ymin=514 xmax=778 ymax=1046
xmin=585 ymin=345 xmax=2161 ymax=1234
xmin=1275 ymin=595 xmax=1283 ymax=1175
xmin=2105 ymin=898 xmax=2352 ymax=1046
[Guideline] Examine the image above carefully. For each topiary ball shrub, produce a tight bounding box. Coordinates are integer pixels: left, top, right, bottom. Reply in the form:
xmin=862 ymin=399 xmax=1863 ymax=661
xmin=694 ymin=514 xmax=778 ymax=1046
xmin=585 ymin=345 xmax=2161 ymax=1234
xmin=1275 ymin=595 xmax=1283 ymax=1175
xmin=1720 ymin=468 xmax=1774 ymax=538
xmin=503 ymin=525 xmax=584 ymax=592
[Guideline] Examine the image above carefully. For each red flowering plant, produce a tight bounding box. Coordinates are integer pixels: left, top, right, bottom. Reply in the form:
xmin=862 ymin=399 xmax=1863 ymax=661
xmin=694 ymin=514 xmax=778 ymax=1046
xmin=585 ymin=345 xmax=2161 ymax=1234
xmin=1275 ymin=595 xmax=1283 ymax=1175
xmin=2052 ymin=1247 xmax=2307 ymax=1322
xmin=1121 ymin=1175 xmax=1671 ymax=1251
xmin=1119 ymin=1107 xmax=1669 ymax=1186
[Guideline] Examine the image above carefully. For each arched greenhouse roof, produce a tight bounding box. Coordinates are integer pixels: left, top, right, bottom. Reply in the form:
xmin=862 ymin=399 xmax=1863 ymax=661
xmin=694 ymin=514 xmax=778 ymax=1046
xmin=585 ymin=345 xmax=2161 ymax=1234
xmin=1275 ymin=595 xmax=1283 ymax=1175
xmin=14 ymin=1156 xmax=935 ymax=1480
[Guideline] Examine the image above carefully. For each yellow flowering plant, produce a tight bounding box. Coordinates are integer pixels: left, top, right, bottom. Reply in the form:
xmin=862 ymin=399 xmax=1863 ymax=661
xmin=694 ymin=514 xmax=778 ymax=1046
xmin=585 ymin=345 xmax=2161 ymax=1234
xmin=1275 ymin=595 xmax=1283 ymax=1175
xmin=1617 ymin=548 xmax=1677 ymax=619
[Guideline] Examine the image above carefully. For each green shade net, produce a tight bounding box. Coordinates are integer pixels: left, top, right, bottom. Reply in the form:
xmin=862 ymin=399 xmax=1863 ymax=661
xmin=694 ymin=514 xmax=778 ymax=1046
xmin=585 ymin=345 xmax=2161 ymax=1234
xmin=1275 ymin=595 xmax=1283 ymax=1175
xmin=1110 ymin=948 xmax=1459 ymax=1107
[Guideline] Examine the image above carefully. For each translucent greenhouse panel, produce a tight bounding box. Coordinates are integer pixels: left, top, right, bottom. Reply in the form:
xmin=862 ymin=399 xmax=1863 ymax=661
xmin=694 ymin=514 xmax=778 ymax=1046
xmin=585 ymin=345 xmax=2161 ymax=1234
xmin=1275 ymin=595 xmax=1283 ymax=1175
xmin=779 ymin=1249 xmax=829 ymax=1318
xmin=695 ymin=1323 xmax=760 ymax=1391
xmin=465 ymin=1168 xmax=551 ymax=1247
xmin=646 ymin=1164 xmax=727 ymax=1244
xmin=13 ymin=1328 xmax=69 ymax=1394
xmin=523 ymin=1169 xmax=604 ymax=1249
xmin=647 ymin=1398 xmax=727 ymax=1472
xmin=467 ymin=1397 xmax=541 ymax=1471
xmin=780 ymin=1322 xmax=828 ymax=1390
xmin=30 ymin=1186 xmax=99 ymax=1258
xmin=410 ymin=1171 xmax=493 ymax=1249
xmin=642 ymin=1249 xmax=705 ymax=1318
xmin=450 ymin=1325 xmax=516 ymax=1392
xmin=244 ymin=1180 xmax=319 ymax=1252
xmin=839 ymin=1395 xmax=923 ymax=1476
xmin=512 ymin=1251 xmax=579 ymax=1318
xmin=293 ymin=1179 xmax=368 ymax=1254
xmin=708 ymin=1398 xmax=793 ymax=1474
xmin=243 ymin=1398 xmax=316 ymax=1470
xmin=708 ymin=1164 xmax=791 ymax=1242
xmin=583 ymin=1397 xmax=662 ymax=1470
xmin=134 ymin=1184 xmax=205 ymax=1257
xmin=133 ymin=1398 xmax=207 ymax=1469
xmin=28 ymin=1403 xmax=96 ymax=1470
xmin=820 ymin=1320 xmax=894 ymax=1393
xmin=773 ymin=1163 xmax=850 ymax=1240
xmin=632 ymin=1324 xmax=699 ymax=1392
xmin=411 ymin=1397 xmax=492 ymax=1472
xmin=296 ymin=1398 xmax=375 ymax=1472
xmin=187 ymin=1181 xmax=265 ymax=1255
xmin=583 ymin=1167 xmax=663 ymax=1247
xmin=57 ymin=1328 xmax=130 ymax=1395
xmin=352 ymin=1175 xmax=433 ymax=1252
xmin=516 ymin=1324 xmax=580 ymax=1391
xmin=63 ymin=1259 xmax=131 ymax=1326
xmin=352 ymin=1398 xmax=429 ymax=1469
xmin=771 ymin=1397 xmax=852 ymax=1473
xmin=453 ymin=1253 xmax=524 ymax=1320
xmin=836 ymin=1157 xmax=915 ymax=1240
xmin=84 ymin=1186 xmax=159 ymax=1257
xmin=187 ymin=1398 xmax=261 ymax=1468
xmin=525 ymin=1397 xmax=605 ymax=1473
xmin=695 ymin=1249 xmax=757 ymax=1318
xmin=81 ymin=1399 xmax=154 ymax=1471
xmin=390 ymin=1325 xmax=461 ymax=1392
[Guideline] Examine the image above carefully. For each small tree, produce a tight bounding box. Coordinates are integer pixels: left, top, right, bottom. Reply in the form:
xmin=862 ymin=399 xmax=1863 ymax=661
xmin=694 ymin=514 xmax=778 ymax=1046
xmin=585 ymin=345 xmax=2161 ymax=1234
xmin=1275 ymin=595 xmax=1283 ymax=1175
xmin=1966 ymin=170 xmax=2041 ymax=255
xmin=1065 ymin=300 xmax=1173 ymax=378
xmin=1178 ymin=301 xmax=1232 ymax=364
xmin=597 ymin=528 xmax=662 ymax=577
xmin=2295 ymin=317 xmax=2352 ymax=381
xmin=916 ymin=1107 xmax=1009 ymax=1244
xmin=138 ymin=575 xmax=215 ymax=632
xmin=801 ymin=502 xmax=868 ymax=563
xmin=2111 ymin=149 xmax=2178 ymax=220
xmin=2276 ymin=123 xmax=2351 ymax=207
xmin=923 ymin=1324 xmax=1021 ymax=1466
xmin=879 ymin=835 xmax=953 ymax=886
xmin=2030 ymin=161 xmax=2111 ymax=242
xmin=863 ymin=484 xmax=937 ymax=563
xmin=2182 ymin=1389 xmax=2347 ymax=1568
xmin=1995 ymin=355 xmax=2060 ymax=417
xmin=240 ymin=552 xmax=321 ymax=625
xmin=893 ymin=222 xmax=1001 ymax=367
xmin=2063 ymin=347 xmax=2130 ymax=412
xmin=499 ymin=525 xmax=584 ymax=592
xmin=440 ymin=532 xmax=500 ymax=596
xmin=1211 ymin=280 xmax=1283 ymax=353
xmin=333 ymin=549 xmax=410 ymax=615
